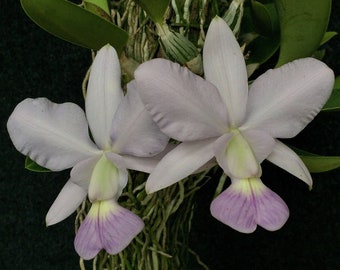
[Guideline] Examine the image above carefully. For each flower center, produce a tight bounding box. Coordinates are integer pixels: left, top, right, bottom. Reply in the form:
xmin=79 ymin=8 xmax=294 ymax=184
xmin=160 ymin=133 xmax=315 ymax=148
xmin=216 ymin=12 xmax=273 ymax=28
xmin=88 ymin=154 xmax=121 ymax=202
xmin=225 ymin=129 xmax=261 ymax=178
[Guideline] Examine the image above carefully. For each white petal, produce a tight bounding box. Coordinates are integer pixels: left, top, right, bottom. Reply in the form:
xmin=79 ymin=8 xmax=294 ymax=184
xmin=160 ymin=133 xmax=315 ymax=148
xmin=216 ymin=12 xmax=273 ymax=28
xmin=243 ymin=58 xmax=334 ymax=138
xmin=203 ymin=16 xmax=248 ymax=126
xmin=266 ymin=140 xmax=313 ymax=187
xmin=110 ymin=81 xmax=169 ymax=157
xmin=135 ymin=59 xmax=228 ymax=141
xmin=241 ymin=129 xmax=275 ymax=163
xmin=70 ymin=155 xmax=101 ymax=190
xmin=7 ymin=98 xmax=99 ymax=171
xmin=86 ymin=45 xmax=123 ymax=149
xmin=46 ymin=180 xmax=87 ymax=226
xmin=116 ymin=143 xmax=176 ymax=173
xmin=146 ymin=138 xmax=217 ymax=193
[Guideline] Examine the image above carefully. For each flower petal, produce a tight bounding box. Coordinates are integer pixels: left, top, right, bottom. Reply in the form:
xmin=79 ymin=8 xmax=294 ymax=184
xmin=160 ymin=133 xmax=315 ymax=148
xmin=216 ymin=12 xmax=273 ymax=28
xmin=210 ymin=179 xmax=257 ymax=233
xmin=88 ymin=154 xmax=128 ymax=202
xmin=70 ymin=156 xmax=101 ymax=190
xmin=203 ymin=16 xmax=248 ymax=126
xmin=210 ymin=178 xmax=289 ymax=233
xmin=7 ymin=98 xmax=99 ymax=171
xmin=243 ymin=58 xmax=334 ymax=138
xmin=74 ymin=200 xmax=144 ymax=260
xmin=146 ymin=138 xmax=216 ymax=193
xmin=135 ymin=58 xmax=228 ymax=141
xmin=46 ymin=180 xmax=87 ymax=226
xmin=100 ymin=202 xmax=144 ymax=255
xmin=74 ymin=203 xmax=102 ymax=260
xmin=86 ymin=45 xmax=124 ymax=149
xmin=214 ymin=133 xmax=261 ymax=179
xmin=266 ymin=140 xmax=313 ymax=187
xmin=116 ymin=143 xmax=176 ymax=173
xmin=241 ymin=129 xmax=275 ymax=162
xmin=111 ymin=81 xmax=169 ymax=157
xmin=251 ymin=179 xmax=289 ymax=231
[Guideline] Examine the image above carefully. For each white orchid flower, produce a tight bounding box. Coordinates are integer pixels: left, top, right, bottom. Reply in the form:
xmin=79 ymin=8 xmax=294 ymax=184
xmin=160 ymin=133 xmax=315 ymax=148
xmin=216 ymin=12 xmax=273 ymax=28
xmin=134 ymin=17 xmax=334 ymax=233
xmin=7 ymin=45 xmax=169 ymax=259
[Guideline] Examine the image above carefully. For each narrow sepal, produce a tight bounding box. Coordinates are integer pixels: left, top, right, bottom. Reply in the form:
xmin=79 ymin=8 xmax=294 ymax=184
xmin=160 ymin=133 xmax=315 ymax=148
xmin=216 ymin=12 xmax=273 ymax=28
xmin=46 ymin=180 xmax=87 ymax=226
xmin=203 ymin=16 xmax=248 ymax=126
xmin=267 ymin=140 xmax=313 ymax=187
xmin=86 ymin=45 xmax=123 ymax=149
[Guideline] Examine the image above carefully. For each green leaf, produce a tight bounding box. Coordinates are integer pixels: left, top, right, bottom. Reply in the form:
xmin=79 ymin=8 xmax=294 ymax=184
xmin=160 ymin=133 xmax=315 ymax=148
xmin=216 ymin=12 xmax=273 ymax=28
xmin=297 ymin=151 xmax=340 ymax=173
xmin=84 ymin=0 xmax=110 ymax=16
xmin=84 ymin=0 xmax=111 ymax=21
xmin=21 ymin=0 xmax=128 ymax=53
xmin=320 ymin=31 xmax=337 ymax=46
xmin=275 ymin=0 xmax=332 ymax=67
xmin=246 ymin=34 xmax=280 ymax=65
xmin=135 ymin=0 xmax=170 ymax=23
xmin=322 ymin=76 xmax=340 ymax=112
xmin=25 ymin=157 xmax=51 ymax=172
xmin=251 ymin=0 xmax=279 ymax=36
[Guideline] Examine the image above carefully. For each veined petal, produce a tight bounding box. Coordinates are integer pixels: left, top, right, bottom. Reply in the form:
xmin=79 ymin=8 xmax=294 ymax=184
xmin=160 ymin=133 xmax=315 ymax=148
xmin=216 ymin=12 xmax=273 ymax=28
xmin=266 ymin=140 xmax=313 ymax=187
xmin=210 ymin=178 xmax=257 ymax=233
xmin=135 ymin=59 xmax=228 ymax=141
xmin=250 ymin=178 xmax=289 ymax=231
xmin=100 ymin=202 xmax=144 ymax=255
xmin=7 ymin=98 xmax=99 ymax=171
xmin=214 ymin=132 xmax=261 ymax=179
xmin=116 ymin=143 xmax=176 ymax=173
xmin=86 ymin=45 xmax=124 ymax=149
xmin=210 ymin=178 xmax=289 ymax=233
xmin=203 ymin=16 xmax=248 ymax=126
xmin=111 ymin=81 xmax=169 ymax=157
xmin=74 ymin=200 xmax=144 ymax=260
xmin=46 ymin=180 xmax=87 ymax=226
xmin=243 ymin=58 xmax=334 ymax=138
xmin=146 ymin=138 xmax=216 ymax=193
xmin=88 ymin=154 xmax=128 ymax=202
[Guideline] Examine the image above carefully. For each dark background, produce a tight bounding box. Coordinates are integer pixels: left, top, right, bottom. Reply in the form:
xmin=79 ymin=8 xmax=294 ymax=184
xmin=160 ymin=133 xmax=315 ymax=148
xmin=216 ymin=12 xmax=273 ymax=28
xmin=1 ymin=1 xmax=339 ymax=269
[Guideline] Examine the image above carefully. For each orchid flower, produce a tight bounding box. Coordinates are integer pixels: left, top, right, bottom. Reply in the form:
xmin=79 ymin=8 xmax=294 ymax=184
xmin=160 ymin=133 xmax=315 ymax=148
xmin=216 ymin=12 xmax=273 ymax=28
xmin=7 ymin=45 xmax=169 ymax=258
xmin=134 ymin=17 xmax=334 ymax=233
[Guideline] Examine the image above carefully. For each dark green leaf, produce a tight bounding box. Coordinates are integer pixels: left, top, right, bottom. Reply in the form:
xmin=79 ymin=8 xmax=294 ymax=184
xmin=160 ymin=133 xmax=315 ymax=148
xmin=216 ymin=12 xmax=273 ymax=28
xmin=320 ymin=31 xmax=337 ymax=46
xmin=275 ymin=0 xmax=332 ymax=66
xmin=84 ymin=1 xmax=111 ymax=21
xmin=25 ymin=157 xmax=51 ymax=172
xmin=21 ymin=0 xmax=128 ymax=53
xmin=246 ymin=34 xmax=280 ymax=65
xmin=251 ymin=0 xmax=279 ymax=36
xmin=84 ymin=0 xmax=110 ymax=15
xmin=135 ymin=0 xmax=170 ymax=23
xmin=300 ymin=154 xmax=340 ymax=173
xmin=322 ymin=76 xmax=340 ymax=112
